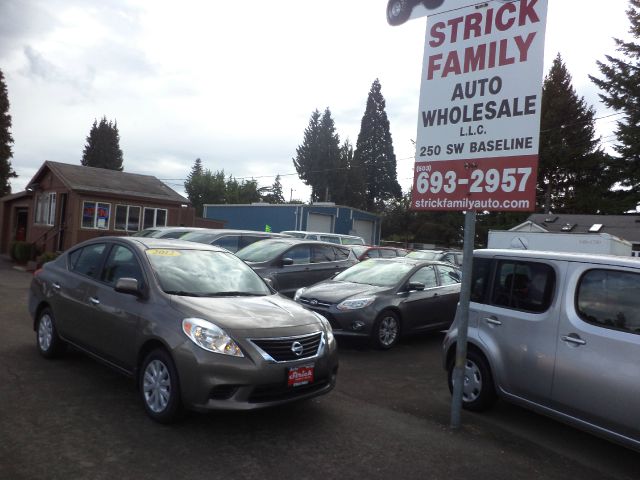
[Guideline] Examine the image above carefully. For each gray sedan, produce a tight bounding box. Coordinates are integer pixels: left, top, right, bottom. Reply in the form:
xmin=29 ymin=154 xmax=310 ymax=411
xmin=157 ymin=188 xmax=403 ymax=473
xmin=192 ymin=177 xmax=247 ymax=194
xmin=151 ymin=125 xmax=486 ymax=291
xmin=28 ymin=237 xmax=338 ymax=422
xmin=294 ymin=258 xmax=461 ymax=349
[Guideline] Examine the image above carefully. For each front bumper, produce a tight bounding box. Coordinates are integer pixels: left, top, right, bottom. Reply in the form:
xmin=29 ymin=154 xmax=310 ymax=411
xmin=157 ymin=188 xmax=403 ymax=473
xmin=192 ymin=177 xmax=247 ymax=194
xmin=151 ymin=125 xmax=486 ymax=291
xmin=297 ymin=300 xmax=378 ymax=339
xmin=172 ymin=330 xmax=339 ymax=411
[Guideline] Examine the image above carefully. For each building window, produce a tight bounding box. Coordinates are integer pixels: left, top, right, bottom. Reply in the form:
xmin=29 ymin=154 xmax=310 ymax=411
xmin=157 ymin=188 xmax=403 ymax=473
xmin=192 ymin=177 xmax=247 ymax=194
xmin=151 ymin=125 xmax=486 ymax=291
xmin=143 ymin=208 xmax=168 ymax=229
xmin=82 ymin=201 xmax=111 ymax=230
xmin=115 ymin=205 xmax=141 ymax=231
xmin=35 ymin=192 xmax=56 ymax=226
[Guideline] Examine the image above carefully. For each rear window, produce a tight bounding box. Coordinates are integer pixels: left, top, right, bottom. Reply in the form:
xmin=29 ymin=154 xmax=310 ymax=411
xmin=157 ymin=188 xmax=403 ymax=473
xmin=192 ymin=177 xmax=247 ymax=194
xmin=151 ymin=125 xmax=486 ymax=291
xmin=577 ymin=269 xmax=640 ymax=334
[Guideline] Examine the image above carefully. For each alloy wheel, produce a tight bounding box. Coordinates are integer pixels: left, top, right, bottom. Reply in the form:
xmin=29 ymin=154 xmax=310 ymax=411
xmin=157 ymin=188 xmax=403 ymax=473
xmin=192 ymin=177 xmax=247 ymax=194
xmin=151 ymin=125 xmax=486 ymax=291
xmin=143 ymin=359 xmax=172 ymax=413
xmin=38 ymin=313 xmax=53 ymax=352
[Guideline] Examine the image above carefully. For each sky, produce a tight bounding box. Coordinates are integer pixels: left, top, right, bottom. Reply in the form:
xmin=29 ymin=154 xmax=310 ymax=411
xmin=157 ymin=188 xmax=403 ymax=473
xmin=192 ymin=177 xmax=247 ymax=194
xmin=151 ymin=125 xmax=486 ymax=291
xmin=0 ymin=0 xmax=633 ymax=202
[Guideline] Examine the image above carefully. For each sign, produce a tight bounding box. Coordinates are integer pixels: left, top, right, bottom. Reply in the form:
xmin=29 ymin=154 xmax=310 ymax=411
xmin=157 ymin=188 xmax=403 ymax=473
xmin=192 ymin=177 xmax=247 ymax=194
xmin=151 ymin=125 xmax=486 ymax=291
xmin=411 ymin=0 xmax=548 ymax=211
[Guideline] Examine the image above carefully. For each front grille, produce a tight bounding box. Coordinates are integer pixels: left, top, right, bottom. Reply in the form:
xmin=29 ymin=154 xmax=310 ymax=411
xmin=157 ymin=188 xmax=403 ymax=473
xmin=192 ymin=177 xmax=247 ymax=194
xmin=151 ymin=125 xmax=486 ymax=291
xmin=298 ymin=297 xmax=333 ymax=308
xmin=251 ymin=332 xmax=322 ymax=362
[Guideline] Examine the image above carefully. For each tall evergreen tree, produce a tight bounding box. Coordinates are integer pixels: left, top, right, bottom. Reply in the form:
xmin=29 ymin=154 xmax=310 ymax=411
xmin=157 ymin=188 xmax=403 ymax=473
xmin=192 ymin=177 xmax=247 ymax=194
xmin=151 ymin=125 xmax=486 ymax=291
xmin=591 ymin=0 xmax=640 ymax=210
xmin=81 ymin=116 xmax=124 ymax=171
xmin=538 ymin=54 xmax=615 ymax=213
xmin=353 ymin=79 xmax=401 ymax=212
xmin=0 ymin=69 xmax=17 ymax=196
xmin=262 ymin=174 xmax=285 ymax=204
xmin=293 ymin=109 xmax=322 ymax=201
xmin=337 ymin=139 xmax=363 ymax=207
xmin=317 ymin=108 xmax=342 ymax=202
xmin=184 ymin=158 xmax=206 ymax=216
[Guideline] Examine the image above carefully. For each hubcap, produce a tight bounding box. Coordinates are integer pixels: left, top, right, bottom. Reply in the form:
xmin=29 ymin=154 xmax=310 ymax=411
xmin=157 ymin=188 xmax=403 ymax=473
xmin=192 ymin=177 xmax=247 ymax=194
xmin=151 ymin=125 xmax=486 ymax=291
xmin=462 ymin=359 xmax=482 ymax=402
xmin=143 ymin=359 xmax=171 ymax=413
xmin=378 ymin=316 xmax=398 ymax=346
xmin=38 ymin=314 xmax=53 ymax=351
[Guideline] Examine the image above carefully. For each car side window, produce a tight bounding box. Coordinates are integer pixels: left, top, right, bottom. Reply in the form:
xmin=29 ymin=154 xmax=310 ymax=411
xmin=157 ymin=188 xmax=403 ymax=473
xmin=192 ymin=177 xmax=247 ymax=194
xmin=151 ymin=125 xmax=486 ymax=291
xmin=70 ymin=243 xmax=107 ymax=279
xmin=471 ymin=257 xmax=493 ymax=303
xmin=366 ymin=249 xmax=380 ymax=258
xmin=239 ymin=235 xmax=265 ymax=249
xmin=212 ymin=235 xmax=240 ymax=252
xmin=577 ymin=269 xmax=640 ymax=334
xmin=101 ymin=245 xmax=144 ymax=286
xmin=333 ymin=246 xmax=350 ymax=260
xmin=409 ymin=266 xmax=438 ymax=288
xmin=379 ymin=249 xmax=396 ymax=258
xmin=491 ymin=260 xmax=555 ymax=313
xmin=285 ymin=245 xmax=311 ymax=265
xmin=437 ymin=265 xmax=461 ymax=285
xmin=312 ymin=245 xmax=336 ymax=263
xmin=320 ymin=235 xmax=340 ymax=244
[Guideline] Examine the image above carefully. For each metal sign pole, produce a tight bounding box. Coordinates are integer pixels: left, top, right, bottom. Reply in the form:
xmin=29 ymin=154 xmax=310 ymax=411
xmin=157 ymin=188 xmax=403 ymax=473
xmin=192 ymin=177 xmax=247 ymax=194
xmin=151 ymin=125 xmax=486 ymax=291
xmin=450 ymin=209 xmax=476 ymax=429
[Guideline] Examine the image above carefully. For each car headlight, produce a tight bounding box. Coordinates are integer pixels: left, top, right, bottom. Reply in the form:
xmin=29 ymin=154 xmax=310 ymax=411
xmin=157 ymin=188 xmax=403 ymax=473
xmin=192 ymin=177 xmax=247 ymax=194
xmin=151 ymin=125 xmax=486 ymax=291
xmin=182 ymin=318 xmax=244 ymax=357
xmin=293 ymin=287 xmax=307 ymax=302
xmin=337 ymin=296 xmax=375 ymax=311
xmin=313 ymin=312 xmax=335 ymax=343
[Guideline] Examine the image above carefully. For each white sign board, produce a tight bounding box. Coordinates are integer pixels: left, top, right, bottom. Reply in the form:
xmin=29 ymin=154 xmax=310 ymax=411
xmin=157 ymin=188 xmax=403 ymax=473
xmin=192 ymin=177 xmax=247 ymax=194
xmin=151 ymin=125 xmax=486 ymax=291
xmin=411 ymin=0 xmax=548 ymax=211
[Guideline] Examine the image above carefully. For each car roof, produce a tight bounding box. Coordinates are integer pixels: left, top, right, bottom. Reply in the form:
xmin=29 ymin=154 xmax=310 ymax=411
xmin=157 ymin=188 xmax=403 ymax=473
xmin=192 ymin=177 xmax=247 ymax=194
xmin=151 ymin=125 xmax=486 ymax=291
xmin=183 ymin=228 xmax=288 ymax=235
xmin=244 ymin=237 xmax=351 ymax=247
xmin=474 ymin=248 xmax=640 ymax=268
xmin=363 ymin=257 xmax=457 ymax=267
xmin=72 ymin=236 xmax=230 ymax=254
xmin=281 ymin=230 xmax=362 ymax=239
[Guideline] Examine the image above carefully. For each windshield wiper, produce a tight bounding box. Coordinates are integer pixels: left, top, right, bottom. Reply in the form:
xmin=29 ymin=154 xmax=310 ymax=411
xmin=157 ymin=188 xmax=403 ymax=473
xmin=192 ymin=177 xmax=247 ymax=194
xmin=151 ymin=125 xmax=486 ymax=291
xmin=164 ymin=290 xmax=206 ymax=297
xmin=203 ymin=291 xmax=265 ymax=297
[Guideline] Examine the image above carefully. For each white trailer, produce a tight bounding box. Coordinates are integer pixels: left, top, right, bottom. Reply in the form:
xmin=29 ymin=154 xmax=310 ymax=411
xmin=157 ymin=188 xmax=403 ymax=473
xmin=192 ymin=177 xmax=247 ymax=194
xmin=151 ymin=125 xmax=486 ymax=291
xmin=487 ymin=231 xmax=632 ymax=256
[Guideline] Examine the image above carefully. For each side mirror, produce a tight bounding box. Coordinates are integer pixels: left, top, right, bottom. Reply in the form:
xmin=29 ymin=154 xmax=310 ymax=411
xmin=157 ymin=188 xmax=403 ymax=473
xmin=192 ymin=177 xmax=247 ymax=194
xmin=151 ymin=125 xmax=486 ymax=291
xmin=407 ymin=281 xmax=425 ymax=292
xmin=263 ymin=277 xmax=275 ymax=289
xmin=115 ymin=277 xmax=142 ymax=296
xmin=281 ymin=257 xmax=294 ymax=266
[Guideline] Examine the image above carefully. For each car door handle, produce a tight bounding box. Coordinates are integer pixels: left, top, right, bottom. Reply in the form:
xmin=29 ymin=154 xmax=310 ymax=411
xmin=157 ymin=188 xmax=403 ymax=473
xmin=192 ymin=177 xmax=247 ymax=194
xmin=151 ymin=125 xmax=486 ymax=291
xmin=89 ymin=297 xmax=100 ymax=305
xmin=485 ymin=317 xmax=502 ymax=326
xmin=561 ymin=335 xmax=586 ymax=346
xmin=52 ymin=283 xmax=61 ymax=290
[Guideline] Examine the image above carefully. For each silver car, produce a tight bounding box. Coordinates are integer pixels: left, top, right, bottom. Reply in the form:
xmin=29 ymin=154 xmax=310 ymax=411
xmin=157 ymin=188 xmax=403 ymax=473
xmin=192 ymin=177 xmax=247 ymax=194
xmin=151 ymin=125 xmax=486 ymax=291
xmin=443 ymin=249 xmax=640 ymax=450
xmin=29 ymin=237 xmax=338 ymax=423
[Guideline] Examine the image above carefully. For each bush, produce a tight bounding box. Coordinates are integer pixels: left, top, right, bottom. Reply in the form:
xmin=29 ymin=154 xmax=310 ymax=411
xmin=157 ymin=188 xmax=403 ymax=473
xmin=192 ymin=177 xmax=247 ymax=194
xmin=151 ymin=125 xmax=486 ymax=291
xmin=36 ymin=251 xmax=59 ymax=267
xmin=10 ymin=241 xmax=35 ymax=264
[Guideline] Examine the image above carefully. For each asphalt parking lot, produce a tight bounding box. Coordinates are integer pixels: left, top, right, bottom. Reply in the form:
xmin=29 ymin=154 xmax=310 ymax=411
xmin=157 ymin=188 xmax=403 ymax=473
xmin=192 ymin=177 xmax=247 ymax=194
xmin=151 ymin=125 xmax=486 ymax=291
xmin=0 ymin=256 xmax=637 ymax=480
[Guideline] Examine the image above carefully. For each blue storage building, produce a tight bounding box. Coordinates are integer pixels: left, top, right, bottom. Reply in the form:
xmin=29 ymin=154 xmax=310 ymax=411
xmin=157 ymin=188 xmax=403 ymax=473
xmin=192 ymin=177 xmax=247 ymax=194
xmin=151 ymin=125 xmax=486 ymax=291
xmin=203 ymin=203 xmax=381 ymax=245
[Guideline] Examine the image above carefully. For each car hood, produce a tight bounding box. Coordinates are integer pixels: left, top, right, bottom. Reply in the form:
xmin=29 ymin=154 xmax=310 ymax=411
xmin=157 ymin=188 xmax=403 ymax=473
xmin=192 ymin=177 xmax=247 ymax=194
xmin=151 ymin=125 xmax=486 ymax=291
xmin=169 ymin=293 xmax=321 ymax=331
xmin=301 ymin=280 xmax=388 ymax=303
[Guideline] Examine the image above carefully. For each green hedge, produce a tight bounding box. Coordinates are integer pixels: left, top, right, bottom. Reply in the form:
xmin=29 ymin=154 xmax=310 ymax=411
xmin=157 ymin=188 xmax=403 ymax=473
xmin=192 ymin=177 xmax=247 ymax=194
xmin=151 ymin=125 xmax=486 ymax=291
xmin=9 ymin=241 xmax=37 ymax=264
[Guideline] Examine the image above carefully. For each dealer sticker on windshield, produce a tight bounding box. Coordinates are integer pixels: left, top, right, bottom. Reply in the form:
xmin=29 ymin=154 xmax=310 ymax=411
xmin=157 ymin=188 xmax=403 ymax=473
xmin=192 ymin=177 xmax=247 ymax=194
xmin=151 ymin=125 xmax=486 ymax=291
xmin=146 ymin=249 xmax=181 ymax=256
xmin=288 ymin=365 xmax=314 ymax=387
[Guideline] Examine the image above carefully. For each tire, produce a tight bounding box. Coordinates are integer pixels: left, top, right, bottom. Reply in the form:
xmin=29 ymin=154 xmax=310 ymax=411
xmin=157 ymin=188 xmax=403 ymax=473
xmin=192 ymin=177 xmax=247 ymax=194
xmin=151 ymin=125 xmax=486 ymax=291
xmin=421 ymin=0 xmax=445 ymax=10
xmin=386 ymin=0 xmax=413 ymax=26
xmin=371 ymin=310 xmax=401 ymax=350
xmin=139 ymin=349 xmax=183 ymax=423
xmin=447 ymin=349 xmax=497 ymax=412
xmin=36 ymin=308 xmax=66 ymax=358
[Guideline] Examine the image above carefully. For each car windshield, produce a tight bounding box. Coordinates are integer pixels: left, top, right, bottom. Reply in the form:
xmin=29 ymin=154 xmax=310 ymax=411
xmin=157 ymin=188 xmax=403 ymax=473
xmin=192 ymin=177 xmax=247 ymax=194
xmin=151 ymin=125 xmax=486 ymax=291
xmin=180 ymin=232 xmax=217 ymax=243
xmin=236 ymin=240 xmax=292 ymax=263
xmin=406 ymin=250 xmax=439 ymax=260
xmin=334 ymin=260 xmax=414 ymax=287
xmin=131 ymin=229 xmax=157 ymax=237
xmin=145 ymin=248 xmax=270 ymax=296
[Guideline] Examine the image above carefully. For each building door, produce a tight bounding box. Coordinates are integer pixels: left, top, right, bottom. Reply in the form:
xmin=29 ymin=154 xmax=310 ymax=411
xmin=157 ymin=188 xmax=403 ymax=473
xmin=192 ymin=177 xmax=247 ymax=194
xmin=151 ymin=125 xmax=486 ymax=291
xmin=307 ymin=213 xmax=332 ymax=233
xmin=14 ymin=208 xmax=28 ymax=241
xmin=353 ymin=219 xmax=374 ymax=244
